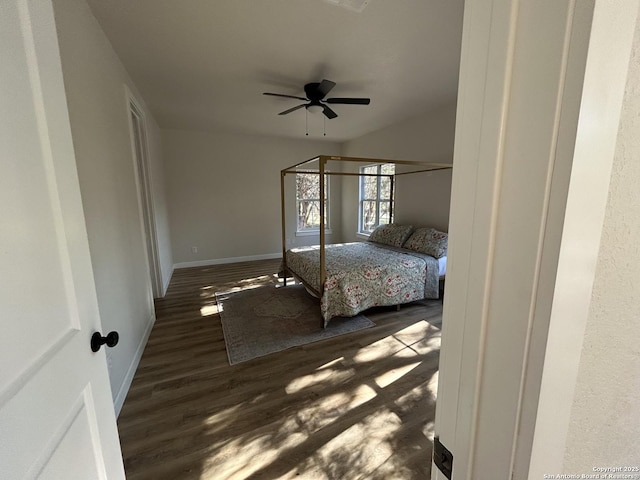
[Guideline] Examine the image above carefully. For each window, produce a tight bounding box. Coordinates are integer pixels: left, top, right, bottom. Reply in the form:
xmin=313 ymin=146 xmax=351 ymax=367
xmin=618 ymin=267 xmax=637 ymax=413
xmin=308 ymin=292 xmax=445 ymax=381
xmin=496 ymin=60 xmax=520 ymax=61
xmin=296 ymin=171 xmax=330 ymax=234
xmin=359 ymin=163 xmax=395 ymax=234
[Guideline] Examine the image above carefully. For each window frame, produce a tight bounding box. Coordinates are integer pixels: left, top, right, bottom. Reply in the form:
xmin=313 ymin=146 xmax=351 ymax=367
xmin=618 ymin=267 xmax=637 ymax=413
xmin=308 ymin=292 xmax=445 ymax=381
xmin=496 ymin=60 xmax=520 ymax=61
xmin=295 ymin=170 xmax=332 ymax=236
xmin=358 ymin=164 xmax=395 ymax=235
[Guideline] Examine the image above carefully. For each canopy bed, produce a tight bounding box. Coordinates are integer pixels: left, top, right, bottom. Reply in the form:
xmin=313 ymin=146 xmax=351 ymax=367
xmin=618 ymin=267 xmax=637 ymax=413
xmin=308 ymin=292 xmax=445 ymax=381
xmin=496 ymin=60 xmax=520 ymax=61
xmin=280 ymin=155 xmax=452 ymax=328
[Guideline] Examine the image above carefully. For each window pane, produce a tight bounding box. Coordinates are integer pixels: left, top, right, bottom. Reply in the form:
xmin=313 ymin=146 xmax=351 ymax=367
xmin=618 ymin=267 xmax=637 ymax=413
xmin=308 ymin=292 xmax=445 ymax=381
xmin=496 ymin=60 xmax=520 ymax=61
xmin=296 ymin=173 xmax=329 ymax=231
xmin=362 ymin=201 xmax=377 ymax=232
xmin=381 ymin=164 xmax=395 ymax=175
xmin=359 ymin=164 xmax=395 ymax=233
xmin=379 ymin=201 xmax=391 ymax=225
xmin=363 ymin=176 xmax=377 ymax=199
xmin=380 ymin=175 xmax=391 ymax=199
xmin=298 ymin=200 xmax=321 ymax=230
xmin=297 ymin=173 xmax=319 ymax=199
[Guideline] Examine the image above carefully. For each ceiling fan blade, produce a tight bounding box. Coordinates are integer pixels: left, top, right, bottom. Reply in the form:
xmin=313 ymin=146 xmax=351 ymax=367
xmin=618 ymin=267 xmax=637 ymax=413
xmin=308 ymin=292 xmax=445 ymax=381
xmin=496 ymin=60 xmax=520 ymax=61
xmin=264 ymin=92 xmax=308 ymax=101
xmin=325 ymin=97 xmax=371 ymax=105
xmin=322 ymin=105 xmax=338 ymax=119
xmin=278 ymin=104 xmax=307 ymax=115
xmin=317 ymin=79 xmax=336 ymax=98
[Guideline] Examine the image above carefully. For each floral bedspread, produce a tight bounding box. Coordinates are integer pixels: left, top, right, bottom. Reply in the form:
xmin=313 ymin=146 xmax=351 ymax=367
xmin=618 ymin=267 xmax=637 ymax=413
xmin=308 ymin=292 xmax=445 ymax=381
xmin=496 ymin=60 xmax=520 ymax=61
xmin=285 ymin=242 xmax=440 ymax=326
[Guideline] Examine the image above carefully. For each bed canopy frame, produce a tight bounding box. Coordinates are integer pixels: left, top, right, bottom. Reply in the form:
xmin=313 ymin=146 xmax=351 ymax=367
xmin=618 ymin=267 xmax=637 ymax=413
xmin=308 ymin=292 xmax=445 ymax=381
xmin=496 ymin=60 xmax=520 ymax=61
xmin=280 ymin=155 xmax=453 ymax=298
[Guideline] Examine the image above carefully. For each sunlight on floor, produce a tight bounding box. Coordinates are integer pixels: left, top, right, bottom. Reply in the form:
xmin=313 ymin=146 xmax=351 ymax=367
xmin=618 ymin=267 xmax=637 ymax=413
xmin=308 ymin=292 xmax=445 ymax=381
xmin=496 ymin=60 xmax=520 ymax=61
xmin=200 ymin=304 xmax=221 ymax=316
xmin=203 ymin=429 xmax=308 ymax=479
xmin=423 ymin=420 xmax=436 ymax=442
xmin=197 ymin=398 xmax=417 ymax=480
xmin=429 ymin=370 xmax=439 ymax=394
xmin=275 ymin=276 xmax=291 ymax=287
xmin=347 ymin=383 xmax=378 ymax=410
xmin=290 ymin=409 xmax=408 ymax=480
xmin=374 ymin=361 xmax=421 ymax=389
xmin=352 ymin=335 xmax=407 ymax=363
xmin=294 ymin=391 xmax=359 ymax=431
xmin=285 ymin=366 xmax=354 ymax=395
xmin=200 ymin=404 xmax=243 ymax=428
xmin=353 ymin=320 xmax=439 ymax=364
xmin=220 ymin=283 xmax=264 ymax=293
xmin=316 ymin=356 xmax=344 ymax=370
xmin=238 ymin=274 xmax=272 ymax=284
xmin=202 ymin=283 xmax=263 ymax=313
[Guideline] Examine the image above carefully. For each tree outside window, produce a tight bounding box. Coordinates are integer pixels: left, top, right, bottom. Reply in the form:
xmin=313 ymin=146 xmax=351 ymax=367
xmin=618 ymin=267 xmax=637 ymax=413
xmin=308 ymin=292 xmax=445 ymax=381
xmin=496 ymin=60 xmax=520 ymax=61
xmin=359 ymin=164 xmax=395 ymax=234
xmin=296 ymin=172 xmax=329 ymax=232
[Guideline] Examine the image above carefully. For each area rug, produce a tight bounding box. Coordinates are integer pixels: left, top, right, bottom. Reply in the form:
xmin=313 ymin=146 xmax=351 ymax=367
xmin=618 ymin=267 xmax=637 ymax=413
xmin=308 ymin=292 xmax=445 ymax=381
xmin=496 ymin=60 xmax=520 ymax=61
xmin=215 ymin=285 xmax=375 ymax=365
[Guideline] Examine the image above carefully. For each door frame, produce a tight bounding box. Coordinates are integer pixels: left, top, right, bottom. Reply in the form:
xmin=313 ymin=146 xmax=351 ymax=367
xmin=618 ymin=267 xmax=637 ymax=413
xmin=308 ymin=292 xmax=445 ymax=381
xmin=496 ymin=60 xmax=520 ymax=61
xmin=432 ymin=0 xmax=639 ymax=478
xmin=125 ymin=86 xmax=163 ymax=299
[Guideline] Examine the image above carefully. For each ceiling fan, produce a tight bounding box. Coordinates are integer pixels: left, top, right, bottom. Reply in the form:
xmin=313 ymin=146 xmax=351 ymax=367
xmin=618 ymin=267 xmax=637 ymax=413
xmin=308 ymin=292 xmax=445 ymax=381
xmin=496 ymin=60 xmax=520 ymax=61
xmin=263 ymin=79 xmax=370 ymax=119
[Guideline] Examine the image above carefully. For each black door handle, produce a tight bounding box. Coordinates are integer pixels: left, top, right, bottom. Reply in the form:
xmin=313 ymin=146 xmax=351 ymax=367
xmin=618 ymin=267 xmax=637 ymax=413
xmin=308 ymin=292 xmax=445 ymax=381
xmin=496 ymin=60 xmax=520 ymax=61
xmin=91 ymin=331 xmax=119 ymax=352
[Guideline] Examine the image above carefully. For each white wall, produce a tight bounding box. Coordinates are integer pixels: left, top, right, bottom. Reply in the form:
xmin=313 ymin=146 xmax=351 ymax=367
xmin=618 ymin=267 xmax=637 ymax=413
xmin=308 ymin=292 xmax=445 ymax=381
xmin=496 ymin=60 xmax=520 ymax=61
xmin=163 ymin=129 xmax=342 ymax=266
xmin=52 ymin=0 xmax=172 ymax=411
xmin=564 ymin=8 xmax=640 ymax=469
xmin=340 ymin=101 xmax=457 ymax=241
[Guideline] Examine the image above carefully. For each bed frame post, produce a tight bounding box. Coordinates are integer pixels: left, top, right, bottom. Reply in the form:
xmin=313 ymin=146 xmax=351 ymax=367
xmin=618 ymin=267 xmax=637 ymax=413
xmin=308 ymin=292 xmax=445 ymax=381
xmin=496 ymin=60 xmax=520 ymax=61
xmin=280 ymin=169 xmax=287 ymax=286
xmin=319 ymin=156 xmax=327 ymax=328
xmin=389 ymin=173 xmax=395 ymax=223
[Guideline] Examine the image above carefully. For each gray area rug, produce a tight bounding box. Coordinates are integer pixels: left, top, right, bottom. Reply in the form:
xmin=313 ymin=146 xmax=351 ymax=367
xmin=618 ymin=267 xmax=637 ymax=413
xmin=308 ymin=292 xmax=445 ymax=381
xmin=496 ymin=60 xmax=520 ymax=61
xmin=216 ymin=285 xmax=375 ymax=365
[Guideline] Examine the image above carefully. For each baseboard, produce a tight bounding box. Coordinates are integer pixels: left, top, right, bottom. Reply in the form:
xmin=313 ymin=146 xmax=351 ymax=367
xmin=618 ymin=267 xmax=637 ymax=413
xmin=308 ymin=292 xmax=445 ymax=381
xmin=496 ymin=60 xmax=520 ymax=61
xmin=161 ymin=264 xmax=174 ymax=297
xmin=173 ymin=252 xmax=282 ymax=270
xmin=114 ymin=312 xmax=155 ymax=417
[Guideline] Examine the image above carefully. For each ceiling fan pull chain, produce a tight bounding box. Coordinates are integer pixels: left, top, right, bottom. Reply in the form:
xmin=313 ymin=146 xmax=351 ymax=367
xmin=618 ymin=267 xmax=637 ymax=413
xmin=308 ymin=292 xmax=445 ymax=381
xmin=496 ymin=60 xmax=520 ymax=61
xmin=305 ymin=109 xmax=309 ymax=136
xmin=323 ymin=115 xmax=326 ymax=136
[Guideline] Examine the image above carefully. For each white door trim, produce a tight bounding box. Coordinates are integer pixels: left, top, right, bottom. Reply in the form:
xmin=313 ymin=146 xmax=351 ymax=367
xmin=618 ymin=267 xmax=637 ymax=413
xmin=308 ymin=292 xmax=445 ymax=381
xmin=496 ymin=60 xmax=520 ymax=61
xmin=527 ymin=0 xmax=640 ymax=476
xmin=432 ymin=0 xmax=639 ymax=478
xmin=125 ymin=86 xmax=163 ymax=299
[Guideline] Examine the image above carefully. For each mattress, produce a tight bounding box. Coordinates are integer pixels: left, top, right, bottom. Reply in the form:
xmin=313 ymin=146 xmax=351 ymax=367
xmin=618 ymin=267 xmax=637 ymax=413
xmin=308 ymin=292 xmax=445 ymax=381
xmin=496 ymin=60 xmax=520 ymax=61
xmin=438 ymin=256 xmax=447 ymax=277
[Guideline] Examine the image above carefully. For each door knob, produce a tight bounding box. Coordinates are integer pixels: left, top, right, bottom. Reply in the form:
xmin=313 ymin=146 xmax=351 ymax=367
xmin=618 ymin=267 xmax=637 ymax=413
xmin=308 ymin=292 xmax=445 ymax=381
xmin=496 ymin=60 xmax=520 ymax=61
xmin=91 ymin=331 xmax=119 ymax=352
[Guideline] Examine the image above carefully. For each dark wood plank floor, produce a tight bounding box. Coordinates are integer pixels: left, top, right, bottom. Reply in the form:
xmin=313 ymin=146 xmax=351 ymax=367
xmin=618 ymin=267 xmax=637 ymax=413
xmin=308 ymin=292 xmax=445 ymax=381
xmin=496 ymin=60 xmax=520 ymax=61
xmin=117 ymin=259 xmax=442 ymax=480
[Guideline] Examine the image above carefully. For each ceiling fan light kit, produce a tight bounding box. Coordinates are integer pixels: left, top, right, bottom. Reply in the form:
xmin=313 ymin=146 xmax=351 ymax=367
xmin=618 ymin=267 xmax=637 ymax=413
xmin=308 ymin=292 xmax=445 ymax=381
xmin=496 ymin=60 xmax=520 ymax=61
xmin=306 ymin=104 xmax=324 ymax=114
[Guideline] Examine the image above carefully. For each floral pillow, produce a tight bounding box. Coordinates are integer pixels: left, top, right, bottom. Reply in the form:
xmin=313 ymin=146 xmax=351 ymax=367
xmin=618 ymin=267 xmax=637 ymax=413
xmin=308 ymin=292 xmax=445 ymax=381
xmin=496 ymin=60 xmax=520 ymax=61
xmin=368 ymin=223 xmax=414 ymax=248
xmin=403 ymin=227 xmax=448 ymax=258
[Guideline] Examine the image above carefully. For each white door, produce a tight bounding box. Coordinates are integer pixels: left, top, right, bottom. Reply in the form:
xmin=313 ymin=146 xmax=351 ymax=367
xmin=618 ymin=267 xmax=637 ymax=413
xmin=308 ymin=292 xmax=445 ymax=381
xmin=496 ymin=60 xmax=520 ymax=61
xmin=0 ymin=0 xmax=125 ymax=478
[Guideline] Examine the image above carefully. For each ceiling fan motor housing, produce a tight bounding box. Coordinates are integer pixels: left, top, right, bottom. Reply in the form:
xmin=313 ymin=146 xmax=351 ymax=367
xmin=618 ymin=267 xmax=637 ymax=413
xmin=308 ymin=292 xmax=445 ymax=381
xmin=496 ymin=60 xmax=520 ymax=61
xmin=304 ymin=82 xmax=327 ymax=101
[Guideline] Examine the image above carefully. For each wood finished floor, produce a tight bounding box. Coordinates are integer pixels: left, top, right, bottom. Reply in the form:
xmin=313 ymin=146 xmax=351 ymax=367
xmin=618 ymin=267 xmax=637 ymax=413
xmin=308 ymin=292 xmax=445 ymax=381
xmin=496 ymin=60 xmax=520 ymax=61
xmin=117 ymin=259 xmax=442 ymax=480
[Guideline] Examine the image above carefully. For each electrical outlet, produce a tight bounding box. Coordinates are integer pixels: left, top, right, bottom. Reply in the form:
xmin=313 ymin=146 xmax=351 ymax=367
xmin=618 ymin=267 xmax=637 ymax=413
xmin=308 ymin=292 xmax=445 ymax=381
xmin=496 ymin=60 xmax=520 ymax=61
xmin=191 ymin=246 xmax=198 ymax=254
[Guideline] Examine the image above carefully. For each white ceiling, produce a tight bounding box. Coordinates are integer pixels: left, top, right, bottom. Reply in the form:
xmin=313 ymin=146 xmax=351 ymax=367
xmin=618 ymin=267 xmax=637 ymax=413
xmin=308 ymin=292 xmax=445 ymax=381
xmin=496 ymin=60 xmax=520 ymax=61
xmin=86 ymin=0 xmax=465 ymax=141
